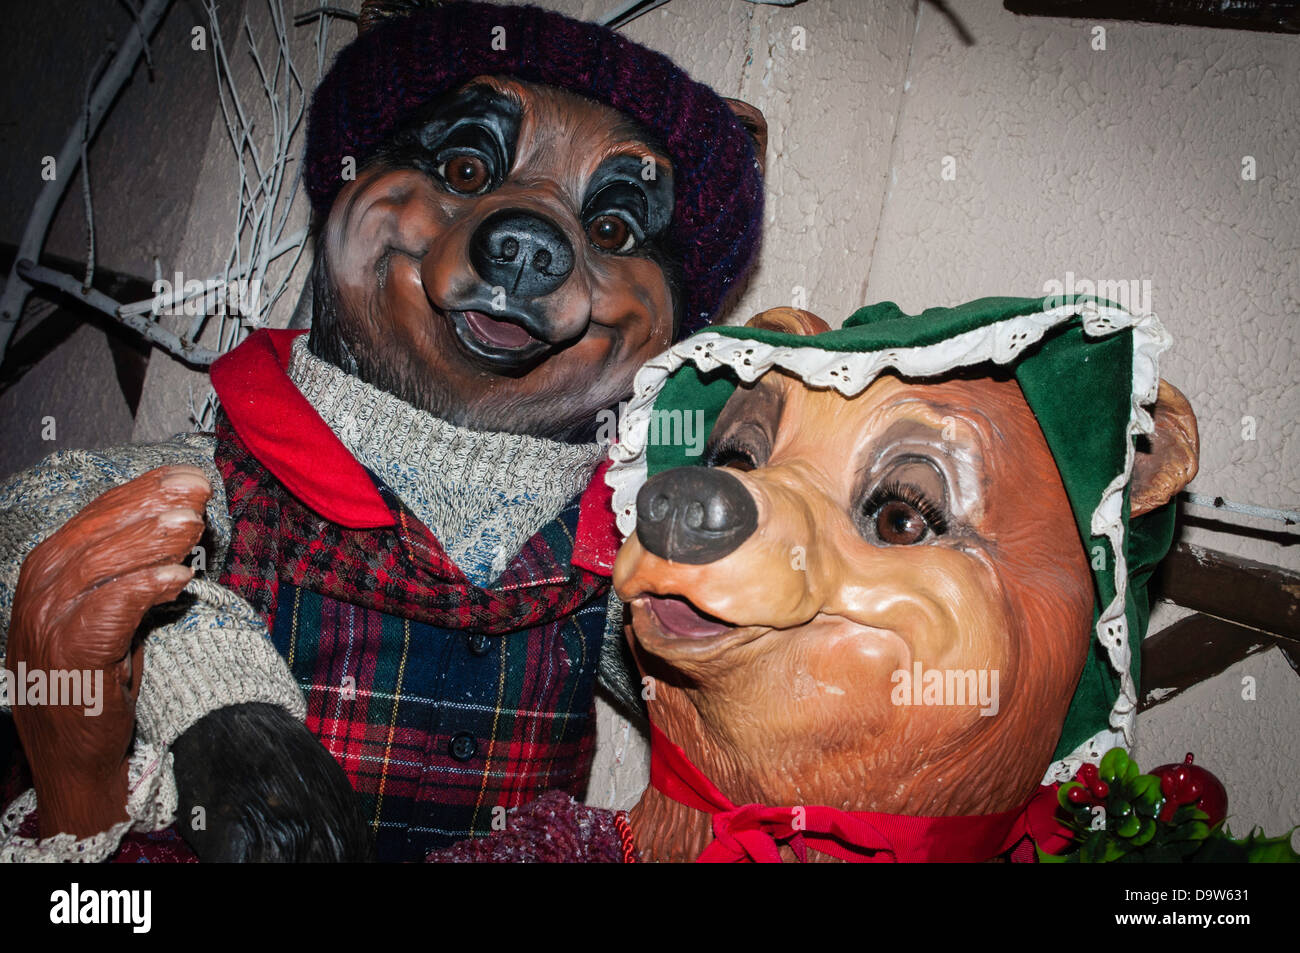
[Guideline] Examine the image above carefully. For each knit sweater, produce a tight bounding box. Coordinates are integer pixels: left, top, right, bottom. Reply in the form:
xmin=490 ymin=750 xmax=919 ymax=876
xmin=0 ymin=341 xmax=619 ymax=861
xmin=0 ymin=433 xmax=304 ymax=861
xmin=287 ymin=337 xmax=604 ymax=585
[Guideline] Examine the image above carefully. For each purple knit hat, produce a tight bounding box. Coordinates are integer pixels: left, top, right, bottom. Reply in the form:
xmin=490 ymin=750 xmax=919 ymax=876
xmin=304 ymin=1 xmax=764 ymax=335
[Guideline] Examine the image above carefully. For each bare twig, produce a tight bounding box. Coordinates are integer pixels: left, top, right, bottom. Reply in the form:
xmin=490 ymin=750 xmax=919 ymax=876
xmin=17 ymin=261 xmax=222 ymax=366
xmin=80 ymin=48 xmax=115 ymax=293
xmin=0 ymin=0 xmax=174 ymax=363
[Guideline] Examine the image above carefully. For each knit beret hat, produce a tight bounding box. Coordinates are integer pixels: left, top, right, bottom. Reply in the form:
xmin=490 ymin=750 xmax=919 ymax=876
xmin=304 ymin=0 xmax=765 ymax=335
xmin=607 ymin=295 xmax=1177 ymax=785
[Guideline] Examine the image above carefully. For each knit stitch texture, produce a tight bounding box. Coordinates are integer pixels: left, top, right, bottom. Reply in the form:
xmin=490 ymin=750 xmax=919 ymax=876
xmin=288 ymin=336 xmax=604 ymax=585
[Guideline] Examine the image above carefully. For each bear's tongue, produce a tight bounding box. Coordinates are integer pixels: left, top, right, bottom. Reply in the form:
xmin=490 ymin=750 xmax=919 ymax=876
xmin=463 ymin=310 xmax=537 ymax=349
xmin=646 ymin=595 xmax=731 ymax=639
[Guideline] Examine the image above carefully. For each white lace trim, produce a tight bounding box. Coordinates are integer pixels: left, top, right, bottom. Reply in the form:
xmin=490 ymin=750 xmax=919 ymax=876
xmin=0 ymin=740 xmax=178 ymax=863
xmin=605 ymin=300 xmax=1170 ymax=783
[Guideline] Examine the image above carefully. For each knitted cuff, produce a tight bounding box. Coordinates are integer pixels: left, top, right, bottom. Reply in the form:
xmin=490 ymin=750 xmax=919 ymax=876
xmin=134 ymin=578 xmax=306 ymax=749
xmin=0 ymin=740 xmax=177 ymax=863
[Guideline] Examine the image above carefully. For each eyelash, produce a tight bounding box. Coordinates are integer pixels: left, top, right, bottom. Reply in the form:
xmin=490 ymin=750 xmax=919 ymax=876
xmin=704 ymin=436 xmax=761 ymax=470
xmin=863 ymin=481 xmax=949 ymax=536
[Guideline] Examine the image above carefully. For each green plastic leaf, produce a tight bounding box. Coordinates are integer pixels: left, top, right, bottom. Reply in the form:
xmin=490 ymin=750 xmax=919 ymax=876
xmin=1100 ymin=747 xmax=1127 ymax=784
xmin=1220 ymin=826 xmax=1300 ymax=863
xmin=1183 ymin=820 xmax=1210 ymax=841
xmin=1131 ymin=818 xmax=1157 ymax=846
xmin=1129 ymin=774 xmax=1161 ymax=804
xmin=1080 ymin=836 xmax=1096 ymax=864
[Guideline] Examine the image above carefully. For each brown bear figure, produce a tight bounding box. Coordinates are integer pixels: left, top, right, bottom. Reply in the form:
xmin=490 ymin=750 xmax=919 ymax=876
xmin=0 ymin=1 xmax=764 ymax=862
xmin=424 ymin=299 xmax=1199 ymax=863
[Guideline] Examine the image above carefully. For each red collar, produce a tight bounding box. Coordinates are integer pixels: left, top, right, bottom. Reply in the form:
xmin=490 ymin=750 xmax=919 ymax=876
xmin=209 ymin=329 xmax=619 ymax=573
xmin=649 ymin=722 xmax=1071 ymax=863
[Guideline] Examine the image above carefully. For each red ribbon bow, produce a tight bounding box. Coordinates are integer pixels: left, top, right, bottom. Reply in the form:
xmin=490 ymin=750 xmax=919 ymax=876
xmin=649 ymin=723 xmax=1071 ymax=863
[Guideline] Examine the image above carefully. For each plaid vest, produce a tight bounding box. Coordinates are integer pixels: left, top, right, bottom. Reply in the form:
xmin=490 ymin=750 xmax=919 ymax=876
xmin=214 ymin=415 xmax=611 ymax=861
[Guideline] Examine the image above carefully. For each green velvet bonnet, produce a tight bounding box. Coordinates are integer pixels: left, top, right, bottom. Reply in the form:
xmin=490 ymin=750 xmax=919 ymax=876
xmin=606 ymin=295 xmax=1176 ymax=782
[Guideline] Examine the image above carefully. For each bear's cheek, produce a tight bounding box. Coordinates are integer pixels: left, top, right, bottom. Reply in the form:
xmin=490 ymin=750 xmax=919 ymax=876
xmin=801 ymin=545 xmax=1012 ymax=737
xmin=894 ymin=545 xmax=1012 ymax=677
xmin=754 ymin=619 xmax=912 ymax=746
xmin=587 ymin=259 xmax=675 ymax=359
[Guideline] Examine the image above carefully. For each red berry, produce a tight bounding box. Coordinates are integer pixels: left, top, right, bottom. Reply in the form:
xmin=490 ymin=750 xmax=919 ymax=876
xmin=1094 ymin=780 xmax=1110 ymax=799
xmin=1067 ymin=786 xmax=1093 ymax=805
xmin=1150 ymin=753 xmax=1228 ymax=827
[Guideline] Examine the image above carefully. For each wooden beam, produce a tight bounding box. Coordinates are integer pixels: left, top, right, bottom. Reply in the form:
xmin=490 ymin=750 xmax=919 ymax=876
xmin=1142 ymin=543 xmax=1300 ymax=709
xmin=1004 ymin=1 xmax=1300 ymax=34
xmin=1151 ymin=543 xmax=1300 ymax=641
xmin=1140 ymin=613 xmax=1278 ymax=710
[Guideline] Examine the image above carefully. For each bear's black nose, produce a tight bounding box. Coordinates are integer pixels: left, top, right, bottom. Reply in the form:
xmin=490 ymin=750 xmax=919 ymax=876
xmin=470 ymin=209 xmax=574 ymax=298
xmin=635 ymin=467 xmax=758 ymax=564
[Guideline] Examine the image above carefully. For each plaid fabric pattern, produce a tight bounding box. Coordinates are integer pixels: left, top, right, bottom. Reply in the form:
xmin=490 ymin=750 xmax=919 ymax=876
xmin=214 ymin=414 xmax=610 ymax=861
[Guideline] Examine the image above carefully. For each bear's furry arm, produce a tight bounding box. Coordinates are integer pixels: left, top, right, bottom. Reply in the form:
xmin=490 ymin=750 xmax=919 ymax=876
xmin=595 ymin=593 xmax=649 ymax=729
xmin=0 ymin=436 xmax=305 ymax=860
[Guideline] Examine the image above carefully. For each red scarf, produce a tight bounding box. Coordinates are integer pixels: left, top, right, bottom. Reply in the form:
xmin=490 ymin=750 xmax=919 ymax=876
xmin=649 ymin=723 xmax=1072 ymax=863
xmin=208 ymin=329 xmax=621 ymax=575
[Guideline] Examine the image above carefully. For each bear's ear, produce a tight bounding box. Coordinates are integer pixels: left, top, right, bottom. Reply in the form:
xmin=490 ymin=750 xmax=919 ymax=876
xmin=359 ymin=0 xmax=439 ymax=33
xmin=1130 ymin=380 xmax=1199 ymax=517
xmin=723 ymin=99 xmax=769 ymax=175
xmin=745 ymin=307 xmax=830 ymax=336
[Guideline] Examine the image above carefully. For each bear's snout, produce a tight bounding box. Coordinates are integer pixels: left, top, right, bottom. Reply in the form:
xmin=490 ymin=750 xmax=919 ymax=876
xmin=635 ymin=467 xmax=758 ymax=564
xmin=470 ymin=208 xmax=576 ymax=299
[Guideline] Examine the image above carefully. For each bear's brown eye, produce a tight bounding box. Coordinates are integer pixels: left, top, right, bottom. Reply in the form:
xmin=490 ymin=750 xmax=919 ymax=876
xmin=860 ymin=481 xmax=948 ymax=546
xmin=438 ymin=155 xmax=489 ymax=194
xmin=874 ymin=500 xmax=929 ymax=545
xmin=587 ymin=214 xmax=633 ymax=253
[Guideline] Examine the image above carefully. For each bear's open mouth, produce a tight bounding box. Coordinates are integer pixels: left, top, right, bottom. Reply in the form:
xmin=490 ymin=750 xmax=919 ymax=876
xmin=629 ymin=595 xmax=772 ymax=663
xmin=464 ymin=309 xmax=538 ymax=349
xmin=644 ymin=594 xmax=732 ymax=639
xmin=444 ymin=306 xmax=553 ymax=372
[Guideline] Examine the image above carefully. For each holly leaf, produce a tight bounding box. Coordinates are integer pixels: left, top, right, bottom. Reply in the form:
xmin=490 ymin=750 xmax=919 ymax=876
xmin=1131 ymin=817 xmax=1157 ymax=847
xmin=1188 ymin=835 xmax=1249 ymax=863
xmin=1101 ymin=839 xmax=1128 ymax=862
xmin=1225 ymin=827 xmax=1300 ymax=862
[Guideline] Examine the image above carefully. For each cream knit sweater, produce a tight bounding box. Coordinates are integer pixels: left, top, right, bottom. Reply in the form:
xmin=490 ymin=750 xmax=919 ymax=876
xmin=0 ymin=345 xmax=617 ymax=861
